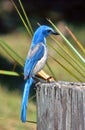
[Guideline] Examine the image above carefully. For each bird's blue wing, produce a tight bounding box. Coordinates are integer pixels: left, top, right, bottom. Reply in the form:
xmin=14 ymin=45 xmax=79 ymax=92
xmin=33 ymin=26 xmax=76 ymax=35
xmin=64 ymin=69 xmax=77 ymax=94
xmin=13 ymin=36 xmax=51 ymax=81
xmin=24 ymin=43 xmax=44 ymax=79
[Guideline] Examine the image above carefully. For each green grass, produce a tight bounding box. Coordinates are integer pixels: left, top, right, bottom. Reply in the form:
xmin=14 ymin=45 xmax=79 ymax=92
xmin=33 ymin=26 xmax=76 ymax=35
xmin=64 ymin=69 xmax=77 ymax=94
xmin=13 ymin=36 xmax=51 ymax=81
xmin=0 ymin=31 xmax=31 ymax=61
xmin=67 ymin=23 xmax=85 ymax=45
xmin=0 ymin=84 xmax=36 ymax=130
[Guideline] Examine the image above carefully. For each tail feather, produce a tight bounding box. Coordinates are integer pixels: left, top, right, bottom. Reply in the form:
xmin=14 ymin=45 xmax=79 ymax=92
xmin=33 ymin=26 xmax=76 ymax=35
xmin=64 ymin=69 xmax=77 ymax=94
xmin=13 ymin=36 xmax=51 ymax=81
xmin=20 ymin=77 xmax=33 ymax=122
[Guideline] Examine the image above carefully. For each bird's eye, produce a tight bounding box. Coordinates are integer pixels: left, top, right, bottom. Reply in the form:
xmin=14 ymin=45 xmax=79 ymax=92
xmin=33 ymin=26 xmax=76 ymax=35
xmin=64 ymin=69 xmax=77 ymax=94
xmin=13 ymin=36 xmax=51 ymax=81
xmin=47 ymin=29 xmax=52 ymax=33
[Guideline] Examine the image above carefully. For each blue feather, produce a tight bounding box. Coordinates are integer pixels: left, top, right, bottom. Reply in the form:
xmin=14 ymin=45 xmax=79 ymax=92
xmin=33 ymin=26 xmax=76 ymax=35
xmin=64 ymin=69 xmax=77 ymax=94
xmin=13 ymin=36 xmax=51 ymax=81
xmin=21 ymin=78 xmax=33 ymax=122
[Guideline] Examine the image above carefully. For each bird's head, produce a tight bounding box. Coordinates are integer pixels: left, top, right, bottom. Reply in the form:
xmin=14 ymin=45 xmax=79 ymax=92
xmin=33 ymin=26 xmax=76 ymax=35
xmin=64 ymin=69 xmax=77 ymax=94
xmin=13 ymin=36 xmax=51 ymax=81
xmin=32 ymin=25 xmax=59 ymax=46
xmin=39 ymin=25 xmax=59 ymax=37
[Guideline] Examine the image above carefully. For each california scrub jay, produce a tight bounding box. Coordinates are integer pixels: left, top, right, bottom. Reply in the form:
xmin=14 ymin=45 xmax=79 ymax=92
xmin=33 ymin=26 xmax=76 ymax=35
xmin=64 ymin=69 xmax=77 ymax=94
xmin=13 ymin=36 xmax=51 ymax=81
xmin=21 ymin=25 xmax=59 ymax=123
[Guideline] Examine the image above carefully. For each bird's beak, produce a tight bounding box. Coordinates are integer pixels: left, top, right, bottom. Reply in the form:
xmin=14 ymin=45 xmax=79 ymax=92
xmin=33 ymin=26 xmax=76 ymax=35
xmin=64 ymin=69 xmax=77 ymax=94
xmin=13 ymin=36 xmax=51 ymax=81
xmin=52 ymin=31 xmax=59 ymax=35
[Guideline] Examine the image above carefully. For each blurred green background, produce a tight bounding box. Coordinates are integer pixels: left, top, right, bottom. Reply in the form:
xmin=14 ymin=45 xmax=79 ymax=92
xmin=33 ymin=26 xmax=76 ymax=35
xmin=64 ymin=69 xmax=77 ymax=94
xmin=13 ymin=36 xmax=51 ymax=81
xmin=0 ymin=0 xmax=85 ymax=130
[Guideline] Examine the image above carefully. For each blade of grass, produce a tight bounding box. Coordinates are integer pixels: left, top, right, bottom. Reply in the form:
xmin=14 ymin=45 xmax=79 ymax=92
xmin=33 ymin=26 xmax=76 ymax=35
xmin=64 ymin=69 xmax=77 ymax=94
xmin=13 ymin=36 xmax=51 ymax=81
xmin=18 ymin=0 xmax=33 ymax=35
xmin=0 ymin=39 xmax=24 ymax=66
xmin=65 ymin=26 xmax=85 ymax=54
xmin=49 ymin=55 xmax=83 ymax=82
xmin=50 ymin=36 xmax=85 ymax=74
xmin=49 ymin=43 xmax=85 ymax=78
xmin=10 ymin=0 xmax=32 ymax=37
xmin=48 ymin=19 xmax=85 ymax=64
xmin=0 ymin=70 xmax=23 ymax=76
xmin=46 ymin=61 xmax=56 ymax=78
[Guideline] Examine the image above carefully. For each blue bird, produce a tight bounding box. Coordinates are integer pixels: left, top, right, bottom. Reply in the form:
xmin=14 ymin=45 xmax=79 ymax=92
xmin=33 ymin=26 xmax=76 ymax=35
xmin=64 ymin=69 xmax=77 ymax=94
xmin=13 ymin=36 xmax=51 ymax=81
xmin=21 ymin=25 xmax=59 ymax=123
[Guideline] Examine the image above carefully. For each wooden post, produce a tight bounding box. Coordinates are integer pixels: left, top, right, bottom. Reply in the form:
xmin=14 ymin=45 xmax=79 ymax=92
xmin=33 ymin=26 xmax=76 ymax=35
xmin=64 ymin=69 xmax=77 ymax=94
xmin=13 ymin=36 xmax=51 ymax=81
xmin=36 ymin=81 xmax=85 ymax=130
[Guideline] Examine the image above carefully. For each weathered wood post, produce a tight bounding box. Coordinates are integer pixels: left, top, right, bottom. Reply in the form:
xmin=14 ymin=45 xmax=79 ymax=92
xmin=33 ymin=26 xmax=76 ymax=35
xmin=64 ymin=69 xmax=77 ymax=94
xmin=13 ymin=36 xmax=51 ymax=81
xmin=36 ymin=81 xmax=85 ymax=130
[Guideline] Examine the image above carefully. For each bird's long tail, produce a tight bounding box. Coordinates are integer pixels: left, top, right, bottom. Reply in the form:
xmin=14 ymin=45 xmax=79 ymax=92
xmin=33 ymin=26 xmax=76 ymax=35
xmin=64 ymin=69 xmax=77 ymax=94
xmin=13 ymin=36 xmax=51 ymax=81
xmin=20 ymin=77 xmax=33 ymax=123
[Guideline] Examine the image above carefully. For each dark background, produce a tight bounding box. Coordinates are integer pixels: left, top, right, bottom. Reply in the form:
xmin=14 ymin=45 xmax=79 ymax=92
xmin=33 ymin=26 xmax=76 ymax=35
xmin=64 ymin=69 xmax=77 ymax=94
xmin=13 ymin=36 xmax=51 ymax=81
xmin=0 ymin=0 xmax=85 ymax=33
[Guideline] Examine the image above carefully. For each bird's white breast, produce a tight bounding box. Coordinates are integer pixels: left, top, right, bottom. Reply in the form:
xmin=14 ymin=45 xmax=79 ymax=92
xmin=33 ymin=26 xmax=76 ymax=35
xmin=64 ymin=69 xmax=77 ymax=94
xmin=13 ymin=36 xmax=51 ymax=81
xmin=33 ymin=44 xmax=48 ymax=75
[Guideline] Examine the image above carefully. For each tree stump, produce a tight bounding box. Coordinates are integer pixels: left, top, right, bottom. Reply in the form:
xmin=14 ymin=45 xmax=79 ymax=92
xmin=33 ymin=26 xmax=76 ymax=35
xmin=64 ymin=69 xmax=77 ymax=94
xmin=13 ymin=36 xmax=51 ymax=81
xmin=36 ymin=81 xmax=85 ymax=130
